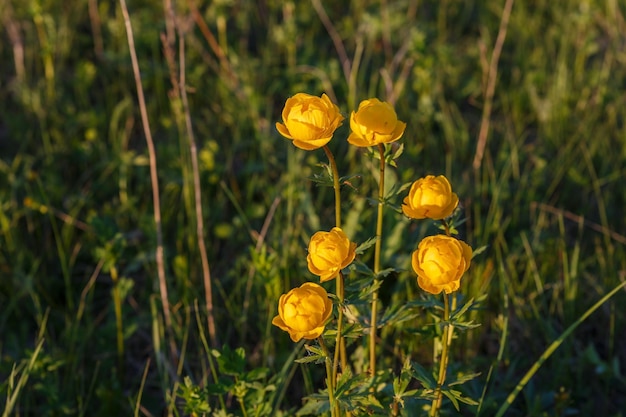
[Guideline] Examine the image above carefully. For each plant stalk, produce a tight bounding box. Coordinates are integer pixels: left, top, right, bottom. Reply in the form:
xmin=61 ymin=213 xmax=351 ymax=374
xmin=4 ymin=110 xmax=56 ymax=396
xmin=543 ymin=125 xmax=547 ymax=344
xmin=369 ymin=144 xmax=386 ymax=376
xmin=119 ymin=0 xmax=177 ymax=364
xmin=323 ymin=145 xmax=348 ymax=383
xmin=319 ymin=337 xmax=340 ymax=417
xmin=431 ymin=293 xmax=453 ymax=416
xmin=110 ymin=266 xmax=124 ymax=377
xmin=177 ymin=25 xmax=219 ymax=349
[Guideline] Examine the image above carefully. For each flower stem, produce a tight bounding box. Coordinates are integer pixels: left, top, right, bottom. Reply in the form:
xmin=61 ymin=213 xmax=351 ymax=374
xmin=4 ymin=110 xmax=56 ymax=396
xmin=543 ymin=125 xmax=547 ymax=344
xmin=323 ymin=145 xmax=348 ymax=381
xmin=110 ymin=265 xmax=124 ymax=378
xmin=323 ymin=145 xmax=342 ymax=229
xmin=369 ymin=144 xmax=386 ymax=376
xmin=431 ymin=293 xmax=453 ymax=416
xmin=319 ymin=337 xmax=340 ymax=417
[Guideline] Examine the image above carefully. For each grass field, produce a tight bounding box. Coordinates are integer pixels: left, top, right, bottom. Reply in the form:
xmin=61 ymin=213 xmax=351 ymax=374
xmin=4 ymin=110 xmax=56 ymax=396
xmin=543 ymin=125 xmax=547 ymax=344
xmin=1 ymin=0 xmax=625 ymax=416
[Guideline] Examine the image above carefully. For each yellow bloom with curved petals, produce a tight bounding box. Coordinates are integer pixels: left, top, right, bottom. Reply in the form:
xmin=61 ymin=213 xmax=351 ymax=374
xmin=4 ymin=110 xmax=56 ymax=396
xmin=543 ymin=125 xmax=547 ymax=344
xmin=347 ymin=98 xmax=406 ymax=147
xmin=412 ymin=235 xmax=472 ymax=294
xmin=276 ymin=93 xmax=344 ymax=150
xmin=272 ymin=282 xmax=333 ymax=342
xmin=402 ymin=175 xmax=459 ymax=220
xmin=307 ymin=227 xmax=357 ymax=282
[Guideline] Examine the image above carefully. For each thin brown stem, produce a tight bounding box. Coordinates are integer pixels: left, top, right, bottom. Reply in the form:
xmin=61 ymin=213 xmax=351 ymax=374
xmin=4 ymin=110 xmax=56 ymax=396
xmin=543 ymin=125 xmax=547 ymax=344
xmin=178 ymin=30 xmax=219 ymax=348
xmin=472 ymin=0 xmax=515 ymax=171
xmin=119 ymin=0 xmax=177 ymax=362
xmin=311 ymin=0 xmax=351 ymax=83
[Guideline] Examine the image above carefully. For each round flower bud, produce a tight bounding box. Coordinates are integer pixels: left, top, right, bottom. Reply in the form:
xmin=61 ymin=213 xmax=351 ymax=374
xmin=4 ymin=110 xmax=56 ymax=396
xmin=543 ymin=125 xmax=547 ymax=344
xmin=276 ymin=93 xmax=344 ymax=150
xmin=272 ymin=282 xmax=333 ymax=342
xmin=402 ymin=175 xmax=459 ymax=220
xmin=347 ymin=98 xmax=406 ymax=147
xmin=307 ymin=227 xmax=357 ymax=282
xmin=411 ymin=235 xmax=472 ymax=294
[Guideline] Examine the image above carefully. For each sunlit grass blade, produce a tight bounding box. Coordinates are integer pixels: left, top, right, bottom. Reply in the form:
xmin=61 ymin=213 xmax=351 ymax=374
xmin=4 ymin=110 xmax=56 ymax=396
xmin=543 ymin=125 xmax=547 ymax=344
xmin=494 ymin=280 xmax=626 ymax=417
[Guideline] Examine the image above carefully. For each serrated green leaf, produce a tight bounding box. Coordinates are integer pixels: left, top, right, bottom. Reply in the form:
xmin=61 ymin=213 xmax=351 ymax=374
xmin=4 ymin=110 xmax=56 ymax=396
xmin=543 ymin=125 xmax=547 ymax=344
xmin=442 ymin=389 xmax=461 ymax=411
xmin=380 ymin=304 xmax=420 ymax=327
xmin=294 ymin=354 xmax=325 ymax=364
xmin=388 ymin=180 xmax=412 ymax=197
xmin=340 ymin=322 xmax=365 ymax=338
xmin=452 ymin=321 xmax=481 ymax=331
xmin=411 ymin=361 xmax=436 ymax=389
xmin=447 ymin=371 xmax=481 ymax=387
xmin=443 ymin=388 xmax=479 ymax=407
xmin=303 ymin=344 xmax=325 ymax=357
xmin=349 ymin=260 xmax=374 ymax=277
xmin=355 ymin=237 xmax=378 ymax=254
xmin=393 ymin=359 xmax=412 ymax=395
xmin=374 ymin=267 xmax=396 ymax=279
xmin=212 ymin=346 xmax=246 ymax=376
xmin=296 ymin=396 xmax=330 ymax=416
xmin=357 ymin=279 xmax=383 ymax=301
xmin=450 ymin=293 xmax=487 ymax=322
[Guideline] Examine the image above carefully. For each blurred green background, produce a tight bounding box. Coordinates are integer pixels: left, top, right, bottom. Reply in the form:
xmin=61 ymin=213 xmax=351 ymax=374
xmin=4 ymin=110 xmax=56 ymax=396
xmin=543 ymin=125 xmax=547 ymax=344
xmin=1 ymin=0 xmax=625 ymax=415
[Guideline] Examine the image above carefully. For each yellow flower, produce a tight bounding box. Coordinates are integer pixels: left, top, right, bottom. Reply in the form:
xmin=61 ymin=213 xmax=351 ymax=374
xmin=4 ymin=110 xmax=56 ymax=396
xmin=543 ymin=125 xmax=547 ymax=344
xmin=347 ymin=98 xmax=406 ymax=147
xmin=411 ymin=235 xmax=472 ymax=295
xmin=307 ymin=227 xmax=357 ymax=282
xmin=402 ymin=175 xmax=459 ymax=220
xmin=276 ymin=93 xmax=344 ymax=150
xmin=272 ymin=282 xmax=333 ymax=342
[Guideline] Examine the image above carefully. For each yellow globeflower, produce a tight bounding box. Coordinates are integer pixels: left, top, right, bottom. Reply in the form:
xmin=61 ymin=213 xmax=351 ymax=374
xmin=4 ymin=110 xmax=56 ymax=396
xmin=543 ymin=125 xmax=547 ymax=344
xmin=402 ymin=175 xmax=459 ymax=220
xmin=272 ymin=282 xmax=333 ymax=342
xmin=347 ymin=98 xmax=406 ymax=147
xmin=307 ymin=227 xmax=357 ymax=282
xmin=412 ymin=235 xmax=472 ymax=295
xmin=276 ymin=93 xmax=344 ymax=150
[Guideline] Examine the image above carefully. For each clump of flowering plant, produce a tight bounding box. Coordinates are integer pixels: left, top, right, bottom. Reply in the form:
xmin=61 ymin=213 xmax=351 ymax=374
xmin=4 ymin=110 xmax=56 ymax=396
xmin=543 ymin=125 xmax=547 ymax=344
xmin=271 ymin=92 xmax=482 ymax=417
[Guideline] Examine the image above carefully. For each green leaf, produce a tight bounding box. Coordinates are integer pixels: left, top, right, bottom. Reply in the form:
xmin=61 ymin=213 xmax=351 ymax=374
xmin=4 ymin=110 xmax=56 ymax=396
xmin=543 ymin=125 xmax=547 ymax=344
xmin=212 ymin=346 xmax=246 ymax=376
xmin=244 ymin=367 xmax=270 ymax=381
xmin=380 ymin=303 xmax=420 ymax=327
xmin=308 ymin=163 xmax=334 ymax=187
xmin=447 ymin=371 xmax=481 ymax=387
xmin=411 ymin=361 xmax=437 ymax=389
xmin=387 ymin=180 xmax=412 ymax=198
xmin=296 ymin=394 xmax=330 ymax=416
xmin=471 ymin=244 xmax=488 ymax=258
xmin=442 ymin=389 xmax=461 ymax=411
xmin=442 ymin=388 xmax=479 ymax=408
xmin=355 ymin=237 xmax=378 ymax=255
xmin=450 ymin=294 xmax=487 ymax=322
xmin=294 ymin=344 xmax=327 ymax=364
xmin=294 ymin=354 xmax=325 ymax=364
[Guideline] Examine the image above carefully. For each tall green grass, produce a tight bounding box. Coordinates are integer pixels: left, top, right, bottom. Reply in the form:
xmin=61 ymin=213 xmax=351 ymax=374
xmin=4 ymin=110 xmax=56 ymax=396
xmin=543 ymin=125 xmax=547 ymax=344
xmin=1 ymin=0 xmax=625 ymax=415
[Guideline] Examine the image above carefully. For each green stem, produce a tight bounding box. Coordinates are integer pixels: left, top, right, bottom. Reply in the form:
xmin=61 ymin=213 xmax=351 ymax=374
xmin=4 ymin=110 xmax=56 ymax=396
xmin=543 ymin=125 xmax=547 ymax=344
xmin=369 ymin=144 xmax=386 ymax=376
xmin=322 ymin=145 xmax=341 ymax=228
xmin=332 ymin=272 xmax=345 ymax=384
xmin=319 ymin=337 xmax=339 ymax=417
xmin=110 ymin=266 xmax=124 ymax=378
xmin=430 ymin=293 xmax=452 ymax=417
xmin=323 ymin=145 xmax=348 ymax=379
